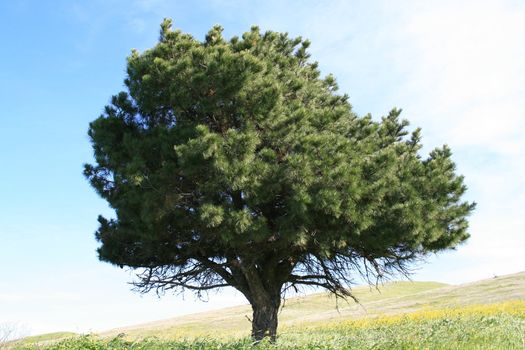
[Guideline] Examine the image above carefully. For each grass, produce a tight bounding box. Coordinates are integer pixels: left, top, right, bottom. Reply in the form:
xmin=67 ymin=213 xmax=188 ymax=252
xmin=2 ymin=333 xmax=75 ymax=350
xmin=10 ymin=271 xmax=525 ymax=349
xmin=100 ymin=272 xmax=524 ymax=340
xmin=98 ymin=281 xmax=449 ymax=340
xmin=12 ymin=301 xmax=525 ymax=349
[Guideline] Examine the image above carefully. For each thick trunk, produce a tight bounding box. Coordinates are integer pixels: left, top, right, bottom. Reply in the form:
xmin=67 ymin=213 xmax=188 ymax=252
xmin=251 ymin=297 xmax=280 ymax=342
xmin=231 ymin=258 xmax=293 ymax=342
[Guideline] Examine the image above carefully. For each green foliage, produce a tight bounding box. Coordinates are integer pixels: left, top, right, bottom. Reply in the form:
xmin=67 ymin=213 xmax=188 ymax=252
xmin=84 ymin=18 xmax=475 ymax=338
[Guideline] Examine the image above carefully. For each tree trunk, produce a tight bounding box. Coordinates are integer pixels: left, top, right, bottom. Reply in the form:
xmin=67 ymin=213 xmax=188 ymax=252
xmin=251 ymin=297 xmax=280 ymax=342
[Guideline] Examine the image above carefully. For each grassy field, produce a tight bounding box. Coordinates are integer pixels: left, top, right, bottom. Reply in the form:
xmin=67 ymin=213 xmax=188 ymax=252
xmin=101 ymin=280 xmax=448 ymax=340
xmin=11 ymin=271 xmax=525 ymax=349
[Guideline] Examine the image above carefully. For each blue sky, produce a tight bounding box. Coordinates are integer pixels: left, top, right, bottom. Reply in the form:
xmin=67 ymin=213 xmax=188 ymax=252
xmin=1 ymin=0 xmax=524 ymax=337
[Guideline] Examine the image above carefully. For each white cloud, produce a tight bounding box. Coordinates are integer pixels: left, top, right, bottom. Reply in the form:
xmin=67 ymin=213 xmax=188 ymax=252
xmin=392 ymin=0 xmax=525 ymax=155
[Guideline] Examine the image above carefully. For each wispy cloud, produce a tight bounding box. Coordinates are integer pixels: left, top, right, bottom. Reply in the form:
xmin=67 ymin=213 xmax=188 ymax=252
xmin=392 ymin=0 xmax=525 ymax=155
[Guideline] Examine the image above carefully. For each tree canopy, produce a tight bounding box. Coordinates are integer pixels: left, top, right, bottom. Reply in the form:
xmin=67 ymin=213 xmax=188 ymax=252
xmin=85 ymin=19 xmax=475 ymax=341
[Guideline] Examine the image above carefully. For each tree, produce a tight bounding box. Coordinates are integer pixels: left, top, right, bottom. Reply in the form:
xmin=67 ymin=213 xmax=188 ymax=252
xmin=85 ymin=19 xmax=475 ymax=341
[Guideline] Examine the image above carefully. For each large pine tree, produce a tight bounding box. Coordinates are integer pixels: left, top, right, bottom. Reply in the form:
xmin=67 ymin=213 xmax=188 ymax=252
xmin=85 ymin=19 xmax=475 ymax=341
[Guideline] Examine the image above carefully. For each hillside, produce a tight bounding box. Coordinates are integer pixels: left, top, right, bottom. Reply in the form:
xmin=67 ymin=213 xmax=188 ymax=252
xmin=14 ymin=271 xmax=524 ymax=347
xmin=99 ymin=271 xmax=524 ymax=340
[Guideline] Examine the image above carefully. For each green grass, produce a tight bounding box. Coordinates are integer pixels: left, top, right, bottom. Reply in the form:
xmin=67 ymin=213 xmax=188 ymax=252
xmin=100 ymin=272 xmax=524 ymax=340
xmin=11 ymin=271 xmax=525 ymax=349
xmin=3 ymin=333 xmax=76 ymax=350
xmin=93 ymin=280 xmax=448 ymax=340
xmin=12 ymin=301 xmax=525 ymax=349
